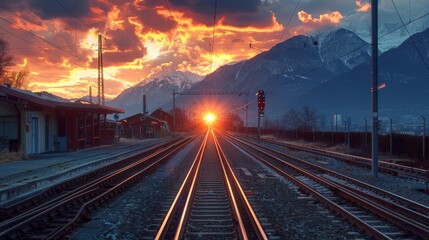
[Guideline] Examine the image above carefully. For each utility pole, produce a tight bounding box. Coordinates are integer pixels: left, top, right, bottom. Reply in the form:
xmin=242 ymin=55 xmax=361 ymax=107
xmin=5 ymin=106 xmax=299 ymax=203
xmin=98 ymin=34 xmax=105 ymax=105
xmin=371 ymin=0 xmax=379 ymax=178
xmin=143 ymin=94 xmax=147 ymax=116
xmin=258 ymin=114 xmax=261 ymax=143
xmin=364 ymin=118 xmax=368 ymax=149
xmin=344 ymin=120 xmax=347 ymax=145
xmin=245 ymin=93 xmax=248 ymax=135
xmin=422 ymin=115 xmax=426 ymax=161
xmin=388 ymin=116 xmax=392 ymax=155
xmin=347 ymin=117 xmax=351 ymax=154
xmin=89 ymin=86 xmax=92 ymax=104
xmin=172 ymin=90 xmax=176 ymax=132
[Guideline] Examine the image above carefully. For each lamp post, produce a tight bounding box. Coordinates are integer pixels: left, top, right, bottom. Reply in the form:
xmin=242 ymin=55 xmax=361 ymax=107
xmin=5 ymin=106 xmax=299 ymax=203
xmin=388 ymin=116 xmax=392 ymax=155
xmin=344 ymin=119 xmax=347 ymax=145
xmin=421 ymin=115 xmax=426 ymax=161
xmin=364 ymin=118 xmax=368 ymax=149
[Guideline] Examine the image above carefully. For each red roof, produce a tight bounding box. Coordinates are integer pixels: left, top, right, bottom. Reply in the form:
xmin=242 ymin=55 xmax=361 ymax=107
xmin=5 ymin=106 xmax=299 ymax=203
xmin=0 ymin=85 xmax=124 ymax=114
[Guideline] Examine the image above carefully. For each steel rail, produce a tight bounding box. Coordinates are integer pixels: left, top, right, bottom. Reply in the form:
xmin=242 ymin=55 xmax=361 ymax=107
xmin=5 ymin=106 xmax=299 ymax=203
xmin=212 ymin=130 xmax=268 ymax=240
xmin=262 ymin=137 xmax=428 ymax=181
xmin=222 ymin=136 xmax=389 ymax=239
xmin=224 ymin=134 xmax=429 ymax=239
xmin=47 ymin=137 xmax=193 ymax=240
xmin=227 ymin=133 xmax=429 ymax=217
xmin=0 ymin=137 xmax=189 ymax=232
xmin=155 ymin=131 xmax=209 ymax=240
xmin=0 ymin=137 xmax=193 ymax=239
xmin=173 ymin=131 xmax=209 ymax=240
xmin=156 ymin=130 xmax=267 ymax=240
xmin=0 ymin=137 xmax=184 ymax=218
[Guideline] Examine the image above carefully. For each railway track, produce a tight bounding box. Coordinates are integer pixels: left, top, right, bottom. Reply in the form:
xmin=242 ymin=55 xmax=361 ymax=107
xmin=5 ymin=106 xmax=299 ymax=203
xmin=223 ymin=133 xmax=429 ymax=239
xmin=261 ymin=136 xmax=429 ymax=182
xmin=0 ymin=136 xmax=193 ymax=239
xmin=155 ymin=130 xmax=267 ymax=240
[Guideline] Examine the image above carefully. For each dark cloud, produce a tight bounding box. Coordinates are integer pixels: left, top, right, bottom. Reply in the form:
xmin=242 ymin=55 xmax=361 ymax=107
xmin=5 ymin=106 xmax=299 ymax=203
xmin=0 ymin=1 xmax=29 ymax=12
xmin=168 ymin=0 xmax=262 ymax=14
xmin=222 ymin=8 xmax=273 ymax=28
xmin=231 ymin=38 xmax=244 ymax=43
xmin=102 ymin=50 xmax=145 ymax=68
xmin=142 ymin=0 xmax=273 ymax=27
xmin=135 ymin=8 xmax=176 ymax=33
xmin=29 ymin=0 xmax=91 ymax=20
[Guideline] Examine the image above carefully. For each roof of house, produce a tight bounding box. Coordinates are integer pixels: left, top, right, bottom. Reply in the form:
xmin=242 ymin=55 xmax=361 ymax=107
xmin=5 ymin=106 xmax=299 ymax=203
xmin=0 ymin=85 xmax=124 ymax=114
xmin=130 ymin=115 xmax=167 ymax=126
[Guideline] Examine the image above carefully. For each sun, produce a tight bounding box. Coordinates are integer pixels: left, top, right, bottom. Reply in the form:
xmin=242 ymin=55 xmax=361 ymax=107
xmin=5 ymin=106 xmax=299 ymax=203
xmin=203 ymin=112 xmax=216 ymax=125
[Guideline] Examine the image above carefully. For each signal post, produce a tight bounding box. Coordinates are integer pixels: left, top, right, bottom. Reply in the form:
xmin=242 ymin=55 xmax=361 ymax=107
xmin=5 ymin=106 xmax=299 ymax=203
xmin=257 ymin=90 xmax=265 ymax=143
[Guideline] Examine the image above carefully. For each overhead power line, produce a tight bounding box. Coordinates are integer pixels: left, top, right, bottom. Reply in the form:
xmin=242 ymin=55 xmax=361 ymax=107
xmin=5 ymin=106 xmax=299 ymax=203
xmin=0 ymin=16 xmax=87 ymax=62
xmin=390 ymin=0 xmax=429 ymax=72
xmin=263 ymin=11 xmax=429 ymax=96
xmin=210 ymin=0 xmax=218 ymax=73
xmin=0 ymin=18 xmax=123 ymax=84
xmin=277 ymin=0 xmax=301 ymax=44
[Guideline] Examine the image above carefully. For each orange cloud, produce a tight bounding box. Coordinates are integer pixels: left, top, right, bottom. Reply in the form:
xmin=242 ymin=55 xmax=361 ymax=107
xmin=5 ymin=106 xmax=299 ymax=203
xmin=0 ymin=1 xmax=290 ymax=100
xmin=356 ymin=1 xmax=371 ymax=12
xmin=298 ymin=10 xmax=344 ymax=25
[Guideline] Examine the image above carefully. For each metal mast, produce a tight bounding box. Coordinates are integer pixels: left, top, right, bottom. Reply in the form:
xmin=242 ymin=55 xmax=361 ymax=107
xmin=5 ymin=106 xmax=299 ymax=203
xmin=98 ymin=34 xmax=105 ymax=105
xmin=371 ymin=0 xmax=379 ymax=178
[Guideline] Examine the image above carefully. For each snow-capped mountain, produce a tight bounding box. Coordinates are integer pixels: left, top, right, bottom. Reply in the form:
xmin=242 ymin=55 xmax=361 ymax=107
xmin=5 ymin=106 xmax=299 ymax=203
xmin=340 ymin=15 xmax=429 ymax=52
xmin=317 ymin=28 xmax=371 ymax=73
xmin=109 ymin=71 xmax=203 ymax=117
xmin=180 ymin=28 xmax=371 ymax=121
xmin=295 ymin=26 xmax=429 ymax=119
xmin=193 ymin=28 xmax=369 ymax=92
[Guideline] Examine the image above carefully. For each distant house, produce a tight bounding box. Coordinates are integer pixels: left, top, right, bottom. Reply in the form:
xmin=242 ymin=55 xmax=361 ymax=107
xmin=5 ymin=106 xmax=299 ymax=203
xmin=0 ymin=85 xmax=124 ymax=155
xmin=151 ymin=108 xmax=173 ymax=129
xmin=120 ymin=109 xmax=171 ymax=138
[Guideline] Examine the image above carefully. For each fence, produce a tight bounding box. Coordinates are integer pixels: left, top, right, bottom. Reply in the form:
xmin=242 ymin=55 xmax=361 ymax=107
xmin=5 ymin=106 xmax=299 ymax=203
xmin=241 ymin=127 xmax=428 ymax=163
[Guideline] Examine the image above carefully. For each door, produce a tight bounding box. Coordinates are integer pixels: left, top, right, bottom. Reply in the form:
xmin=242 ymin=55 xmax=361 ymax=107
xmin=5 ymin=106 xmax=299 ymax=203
xmin=45 ymin=115 xmax=49 ymax=152
xmin=31 ymin=117 xmax=39 ymax=154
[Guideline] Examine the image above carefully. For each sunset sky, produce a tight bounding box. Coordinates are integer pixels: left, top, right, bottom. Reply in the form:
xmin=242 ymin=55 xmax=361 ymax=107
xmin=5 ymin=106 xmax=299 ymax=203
xmin=0 ymin=0 xmax=428 ymax=99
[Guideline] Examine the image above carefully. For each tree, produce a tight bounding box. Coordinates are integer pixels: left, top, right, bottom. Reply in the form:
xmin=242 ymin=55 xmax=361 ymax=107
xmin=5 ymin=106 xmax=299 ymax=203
xmin=224 ymin=112 xmax=243 ymax=130
xmin=0 ymin=37 xmax=13 ymax=79
xmin=9 ymin=63 xmax=31 ymax=89
xmin=282 ymin=106 xmax=319 ymax=131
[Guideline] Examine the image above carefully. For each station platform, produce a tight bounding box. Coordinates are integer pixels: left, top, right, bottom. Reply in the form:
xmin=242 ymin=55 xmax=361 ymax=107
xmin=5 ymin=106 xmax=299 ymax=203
xmin=0 ymin=138 xmax=170 ymax=206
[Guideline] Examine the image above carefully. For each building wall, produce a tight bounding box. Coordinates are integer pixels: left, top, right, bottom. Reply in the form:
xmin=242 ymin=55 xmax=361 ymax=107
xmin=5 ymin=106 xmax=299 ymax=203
xmin=22 ymin=110 xmax=57 ymax=155
xmin=0 ymin=102 xmax=19 ymax=151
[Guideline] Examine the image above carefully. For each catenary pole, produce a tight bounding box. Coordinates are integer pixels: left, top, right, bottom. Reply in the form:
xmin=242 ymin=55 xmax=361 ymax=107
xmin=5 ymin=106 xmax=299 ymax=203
xmin=371 ymin=0 xmax=379 ymax=178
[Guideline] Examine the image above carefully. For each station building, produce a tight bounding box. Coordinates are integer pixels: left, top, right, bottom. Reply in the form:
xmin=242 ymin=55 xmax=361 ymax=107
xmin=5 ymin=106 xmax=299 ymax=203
xmin=0 ymin=85 xmax=124 ymax=155
xmin=120 ymin=109 xmax=172 ymax=138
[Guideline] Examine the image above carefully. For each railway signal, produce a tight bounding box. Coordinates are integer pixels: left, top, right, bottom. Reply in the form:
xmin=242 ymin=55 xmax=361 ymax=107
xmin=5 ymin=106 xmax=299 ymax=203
xmin=256 ymin=90 xmax=265 ymax=143
xmin=257 ymin=90 xmax=265 ymax=117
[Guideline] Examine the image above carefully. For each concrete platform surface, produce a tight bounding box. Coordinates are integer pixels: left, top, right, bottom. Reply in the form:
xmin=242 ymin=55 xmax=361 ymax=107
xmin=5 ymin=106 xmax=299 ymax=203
xmin=0 ymin=138 xmax=171 ymax=206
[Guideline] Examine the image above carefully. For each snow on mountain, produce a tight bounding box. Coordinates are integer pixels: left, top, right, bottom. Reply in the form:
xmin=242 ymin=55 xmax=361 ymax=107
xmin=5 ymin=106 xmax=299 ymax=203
xmin=317 ymin=28 xmax=371 ymax=73
xmin=295 ymin=27 xmax=429 ymax=120
xmin=339 ymin=15 xmax=429 ymax=52
xmin=109 ymin=71 xmax=203 ymax=117
xmin=181 ymin=28 xmax=371 ymax=122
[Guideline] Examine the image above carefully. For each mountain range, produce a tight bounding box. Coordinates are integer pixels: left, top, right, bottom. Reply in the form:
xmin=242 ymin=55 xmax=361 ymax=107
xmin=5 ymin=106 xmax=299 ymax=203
xmin=109 ymin=71 xmax=202 ymax=117
xmin=108 ymin=26 xmax=429 ymax=125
